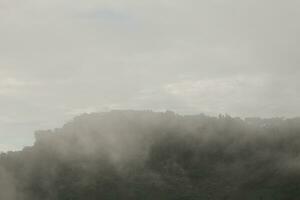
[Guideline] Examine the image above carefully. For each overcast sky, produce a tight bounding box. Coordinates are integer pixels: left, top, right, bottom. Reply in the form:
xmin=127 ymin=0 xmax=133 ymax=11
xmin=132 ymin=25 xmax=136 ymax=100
xmin=1 ymin=0 xmax=300 ymax=151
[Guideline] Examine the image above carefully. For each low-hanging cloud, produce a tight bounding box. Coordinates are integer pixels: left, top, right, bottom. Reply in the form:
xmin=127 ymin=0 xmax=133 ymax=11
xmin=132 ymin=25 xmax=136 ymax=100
xmin=1 ymin=110 xmax=300 ymax=199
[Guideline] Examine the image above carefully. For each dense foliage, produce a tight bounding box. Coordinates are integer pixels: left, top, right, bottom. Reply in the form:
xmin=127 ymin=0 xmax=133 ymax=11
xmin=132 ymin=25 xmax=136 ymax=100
xmin=1 ymin=110 xmax=300 ymax=200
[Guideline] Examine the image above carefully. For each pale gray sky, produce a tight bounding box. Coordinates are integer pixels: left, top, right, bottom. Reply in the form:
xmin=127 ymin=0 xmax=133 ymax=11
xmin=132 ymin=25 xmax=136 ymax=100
xmin=1 ymin=0 xmax=300 ymax=151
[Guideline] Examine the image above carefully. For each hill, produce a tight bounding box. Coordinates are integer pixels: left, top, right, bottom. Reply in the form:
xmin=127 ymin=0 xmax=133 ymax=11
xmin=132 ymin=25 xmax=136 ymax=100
xmin=1 ymin=110 xmax=300 ymax=200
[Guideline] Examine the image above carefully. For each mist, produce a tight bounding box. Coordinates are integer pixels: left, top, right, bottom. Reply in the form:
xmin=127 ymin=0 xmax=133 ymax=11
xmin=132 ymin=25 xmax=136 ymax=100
xmin=1 ymin=0 xmax=300 ymax=151
xmin=1 ymin=110 xmax=300 ymax=199
xmin=1 ymin=0 xmax=300 ymax=199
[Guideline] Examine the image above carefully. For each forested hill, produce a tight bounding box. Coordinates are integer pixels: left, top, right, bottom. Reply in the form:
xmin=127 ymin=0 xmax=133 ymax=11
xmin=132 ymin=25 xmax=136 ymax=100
xmin=1 ymin=110 xmax=300 ymax=200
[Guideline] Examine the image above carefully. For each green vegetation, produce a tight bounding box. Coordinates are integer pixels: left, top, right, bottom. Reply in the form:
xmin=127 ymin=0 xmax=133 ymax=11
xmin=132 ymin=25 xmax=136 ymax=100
xmin=1 ymin=110 xmax=300 ymax=200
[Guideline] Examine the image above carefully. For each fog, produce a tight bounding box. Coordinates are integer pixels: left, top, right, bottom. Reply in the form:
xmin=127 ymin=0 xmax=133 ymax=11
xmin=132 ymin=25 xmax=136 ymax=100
xmin=1 ymin=0 xmax=300 ymax=151
xmin=0 ymin=166 xmax=18 ymax=200
xmin=1 ymin=110 xmax=300 ymax=199
xmin=1 ymin=0 xmax=300 ymax=199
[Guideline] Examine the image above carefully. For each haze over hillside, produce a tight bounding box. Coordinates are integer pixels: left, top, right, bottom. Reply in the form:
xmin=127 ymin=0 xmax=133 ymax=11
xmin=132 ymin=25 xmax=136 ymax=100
xmin=1 ymin=110 xmax=300 ymax=200
xmin=1 ymin=0 xmax=300 ymax=152
xmin=1 ymin=1 xmax=300 ymax=198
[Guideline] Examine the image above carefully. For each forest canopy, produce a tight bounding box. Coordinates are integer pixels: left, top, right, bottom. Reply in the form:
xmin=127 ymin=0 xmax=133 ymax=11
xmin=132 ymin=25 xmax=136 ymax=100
xmin=1 ymin=110 xmax=300 ymax=200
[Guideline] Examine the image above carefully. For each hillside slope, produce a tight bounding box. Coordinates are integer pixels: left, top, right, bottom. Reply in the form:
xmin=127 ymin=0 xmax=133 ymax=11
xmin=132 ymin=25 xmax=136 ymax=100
xmin=1 ymin=110 xmax=300 ymax=200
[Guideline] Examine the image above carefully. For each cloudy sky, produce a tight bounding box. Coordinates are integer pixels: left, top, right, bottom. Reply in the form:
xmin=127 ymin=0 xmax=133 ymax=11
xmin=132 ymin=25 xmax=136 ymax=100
xmin=0 ymin=0 xmax=300 ymax=151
